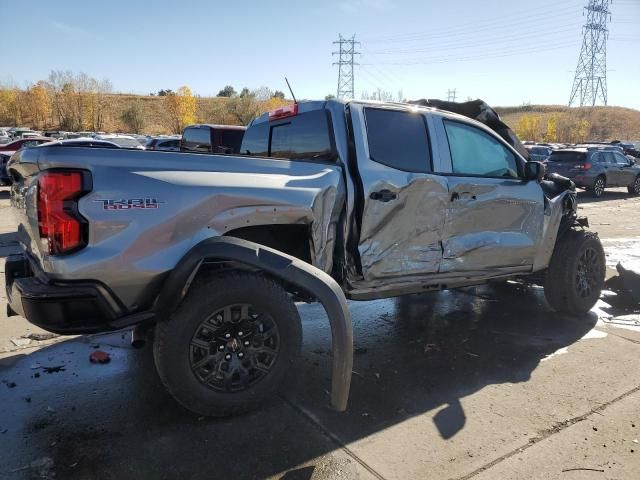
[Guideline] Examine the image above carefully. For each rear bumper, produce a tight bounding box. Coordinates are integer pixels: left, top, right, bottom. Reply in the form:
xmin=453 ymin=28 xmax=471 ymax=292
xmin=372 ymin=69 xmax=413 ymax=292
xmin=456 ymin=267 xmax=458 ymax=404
xmin=5 ymin=253 xmax=148 ymax=334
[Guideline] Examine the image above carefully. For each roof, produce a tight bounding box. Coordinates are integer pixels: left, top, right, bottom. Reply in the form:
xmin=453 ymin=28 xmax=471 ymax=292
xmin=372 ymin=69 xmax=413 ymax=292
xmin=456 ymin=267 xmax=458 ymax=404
xmin=184 ymin=124 xmax=246 ymax=131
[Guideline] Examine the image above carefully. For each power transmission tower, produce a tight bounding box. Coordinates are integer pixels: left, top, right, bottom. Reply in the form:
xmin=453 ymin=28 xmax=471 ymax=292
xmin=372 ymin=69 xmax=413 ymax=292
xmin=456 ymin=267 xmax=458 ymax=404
xmin=333 ymin=35 xmax=360 ymax=99
xmin=568 ymin=0 xmax=611 ymax=107
xmin=447 ymin=88 xmax=457 ymax=102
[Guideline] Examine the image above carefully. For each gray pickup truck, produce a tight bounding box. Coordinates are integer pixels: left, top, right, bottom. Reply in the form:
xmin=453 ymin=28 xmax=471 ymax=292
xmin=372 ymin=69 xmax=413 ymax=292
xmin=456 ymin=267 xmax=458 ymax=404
xmin=5 ymin=99 xmax=605 ymax=417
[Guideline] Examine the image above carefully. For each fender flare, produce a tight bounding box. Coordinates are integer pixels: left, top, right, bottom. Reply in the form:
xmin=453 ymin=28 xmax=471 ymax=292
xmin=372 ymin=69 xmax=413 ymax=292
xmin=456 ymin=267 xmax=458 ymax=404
xmin=154 ymin=236 xmax=353 ymax=412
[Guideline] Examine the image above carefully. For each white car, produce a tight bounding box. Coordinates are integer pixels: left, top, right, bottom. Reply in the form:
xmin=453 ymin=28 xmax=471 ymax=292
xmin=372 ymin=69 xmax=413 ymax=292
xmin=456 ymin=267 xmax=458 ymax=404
xmin=94 ymin=134 xmax=145 ymax=150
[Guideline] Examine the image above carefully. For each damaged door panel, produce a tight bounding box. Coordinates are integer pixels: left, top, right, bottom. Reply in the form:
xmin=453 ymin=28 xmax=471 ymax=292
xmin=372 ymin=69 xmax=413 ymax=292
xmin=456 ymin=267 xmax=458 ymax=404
xmin=350 ymin=104 xmax=449 ymax=283
xmin=433 ymin=114 xmax=545 ymax=272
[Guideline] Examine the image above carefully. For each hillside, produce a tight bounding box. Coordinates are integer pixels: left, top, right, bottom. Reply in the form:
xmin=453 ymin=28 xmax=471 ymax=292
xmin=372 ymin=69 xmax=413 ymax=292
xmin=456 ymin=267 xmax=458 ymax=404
xmin=495 ymin=104 xmax=640 ymax=142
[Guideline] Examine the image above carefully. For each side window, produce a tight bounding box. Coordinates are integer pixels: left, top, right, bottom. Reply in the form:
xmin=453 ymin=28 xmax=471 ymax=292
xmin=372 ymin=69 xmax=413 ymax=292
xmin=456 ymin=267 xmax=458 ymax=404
xmin=240 ymin=122 xmax=269 ymax=156
xmin=614 ymin=153 xmax=629 ymax=165
xmin=269 ymin=110 xmax=334 ymax=161
xmin=602 ymin=151 xmax=616 ymax=164
xmin=443 ymin=121 xmax=520 ymax=178
xmin=364 ymin=108 xmax=431 ymax=172
xmin=220 ymin=130 xmax=245 ymax=154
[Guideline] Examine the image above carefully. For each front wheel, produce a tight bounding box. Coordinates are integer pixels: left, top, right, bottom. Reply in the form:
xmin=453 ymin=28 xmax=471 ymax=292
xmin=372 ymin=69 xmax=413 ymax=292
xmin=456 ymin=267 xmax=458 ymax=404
xmin=628 ymin=176 xmax=640 ymax=196
xmin=544 ymin=230 xmax=605 ymax=316
xmin=153 ymin=272 xmax=302 ymax=417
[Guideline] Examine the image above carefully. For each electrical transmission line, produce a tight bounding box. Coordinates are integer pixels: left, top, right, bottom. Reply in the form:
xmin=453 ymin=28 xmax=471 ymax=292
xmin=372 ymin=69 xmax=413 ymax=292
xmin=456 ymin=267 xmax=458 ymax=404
xmin=333 ymin=34 xmax=360 ymax=99
xmin=569 ymin=0 xmax=611 ymax=106
xmin=447 ymin=89 xmax=457 ymax=102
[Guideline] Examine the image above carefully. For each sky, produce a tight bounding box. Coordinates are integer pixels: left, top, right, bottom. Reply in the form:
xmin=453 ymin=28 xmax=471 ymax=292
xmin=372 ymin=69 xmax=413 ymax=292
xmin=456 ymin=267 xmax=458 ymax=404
xmin=1 ymin=0 xmax=639 ymax=108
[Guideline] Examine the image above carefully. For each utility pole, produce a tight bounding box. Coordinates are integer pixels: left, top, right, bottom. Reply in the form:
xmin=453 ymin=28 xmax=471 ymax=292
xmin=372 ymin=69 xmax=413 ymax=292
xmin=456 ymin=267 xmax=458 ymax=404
xmin=447 ymin=88 xmax=457 ymax=102
xmin=569 ymin=0 xmax=611 ymax=106
xmin=333 ymin=35 xmax=360 ymax=100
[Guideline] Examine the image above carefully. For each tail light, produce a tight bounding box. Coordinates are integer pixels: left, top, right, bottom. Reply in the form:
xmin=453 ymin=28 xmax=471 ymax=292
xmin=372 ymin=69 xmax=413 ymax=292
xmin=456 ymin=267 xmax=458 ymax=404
xmin=38 ymin=171 xmax=91 ymax=255
xmin=268 ymin=104 xmax=298 ymax=121
xmin=574 ymin=162 xmax=592 ymax=170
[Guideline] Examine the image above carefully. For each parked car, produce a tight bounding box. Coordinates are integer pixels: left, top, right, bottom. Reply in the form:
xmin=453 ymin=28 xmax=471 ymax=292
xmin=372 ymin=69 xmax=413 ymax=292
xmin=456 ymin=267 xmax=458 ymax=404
xmin=545 ymin=147 xmax=640 ymax=197
xmin=94 ymin=134 xmax=145 ymax=149
xmin=181 ymin=124 xmax=246 ymax=154
xmin=43 ymin=131 xmax=67 ymax=139
xmin=0 ymin=137 xmax=51 ymax=155
xmin=6 ymin=99 xmax=603 ymax=418
xmin=146 ymin=137 xmax=180 ymax=151
xmin=526 ymin=145 xmax=553 ymax=162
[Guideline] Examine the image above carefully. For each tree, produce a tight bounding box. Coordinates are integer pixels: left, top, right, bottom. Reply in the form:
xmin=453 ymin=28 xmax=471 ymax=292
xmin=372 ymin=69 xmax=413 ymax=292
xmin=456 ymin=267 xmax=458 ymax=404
xmin=239 ymin=87 xmax=252 ymax=98
xmin=515 ymin=114 xmax=541 ymax=142
xmin=544 ymin=116 xmax=557 ymax=143
xmin=570 ymin=119 xmax=590 ymax=143
xmin=165 ymin=85 xmax=197 ymax=133
xmin=0 ymin=87 xmax=19 ymax=125
xmin=272 ymin=90 xmax=285 ymax=99
xmin=120 ymin=102 xmax=145 ymax=133
xmin=325 ymin=94 xmax=336 ymax=100
xmin=25 ymin=82 xmax=51 ymax=129
xmin=217 ymin=85 xmax=236 ymax=97
xmin=158 ymin=89 xmax=173 ymax=96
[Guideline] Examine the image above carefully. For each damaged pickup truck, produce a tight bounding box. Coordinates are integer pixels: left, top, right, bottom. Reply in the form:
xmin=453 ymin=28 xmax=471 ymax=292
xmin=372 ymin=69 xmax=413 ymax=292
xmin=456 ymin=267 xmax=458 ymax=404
xmin=5 ymin=99 xmax=605 ymax=416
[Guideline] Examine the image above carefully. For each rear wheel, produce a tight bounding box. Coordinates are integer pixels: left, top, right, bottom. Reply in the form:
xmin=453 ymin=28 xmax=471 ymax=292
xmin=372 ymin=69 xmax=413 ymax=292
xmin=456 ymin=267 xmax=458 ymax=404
xmin=591 ymin=176 xmax=605 ymax=198
xmin=628 ymin=176 xmax=640 ymax=195
xmin=153 ymin=272 xmax=302 ymax=417
xmin=544 ymin=230 xmax=605 ymax=316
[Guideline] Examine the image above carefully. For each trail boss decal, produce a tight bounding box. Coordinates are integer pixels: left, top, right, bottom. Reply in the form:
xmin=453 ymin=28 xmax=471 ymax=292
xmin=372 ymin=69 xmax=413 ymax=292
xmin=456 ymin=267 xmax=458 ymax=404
xmin=94 ymin=198 xmax=164 ymax=210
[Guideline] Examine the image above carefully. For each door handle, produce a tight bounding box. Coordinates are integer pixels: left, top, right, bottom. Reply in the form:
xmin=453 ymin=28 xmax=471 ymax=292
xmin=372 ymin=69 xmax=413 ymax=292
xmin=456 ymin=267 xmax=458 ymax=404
xmin=370 ymin=189 xmax=397 ymax=202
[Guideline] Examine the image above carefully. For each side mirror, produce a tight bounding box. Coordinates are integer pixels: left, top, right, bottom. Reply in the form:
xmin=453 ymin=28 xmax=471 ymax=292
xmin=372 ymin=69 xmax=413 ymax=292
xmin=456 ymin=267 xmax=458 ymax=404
xmin=525 ymin=161 xmax=545 ymax=182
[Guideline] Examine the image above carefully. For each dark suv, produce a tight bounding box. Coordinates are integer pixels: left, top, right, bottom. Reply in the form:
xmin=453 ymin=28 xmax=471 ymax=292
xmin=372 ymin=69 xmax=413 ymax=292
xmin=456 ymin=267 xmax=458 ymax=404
xmin=545 ymin=148 xmax=640 ymax=197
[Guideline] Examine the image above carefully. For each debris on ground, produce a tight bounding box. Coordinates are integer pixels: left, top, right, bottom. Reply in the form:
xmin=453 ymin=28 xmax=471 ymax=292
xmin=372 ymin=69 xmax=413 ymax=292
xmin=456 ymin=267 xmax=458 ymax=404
xmin=604 ymin=262 xmax=640 ymax=307
xmin=89 ymin=350 xmax=111 ymax=364
xmin=10 ymin=337 xmax=31 ymax=347
xmin=22 ymin=333 xmax=59 ymax=342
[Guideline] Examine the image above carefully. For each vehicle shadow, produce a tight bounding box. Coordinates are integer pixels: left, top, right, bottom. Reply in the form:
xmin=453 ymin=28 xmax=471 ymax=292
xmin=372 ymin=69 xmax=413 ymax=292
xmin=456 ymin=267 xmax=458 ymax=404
xmin=577 ymin=188 xmax=630 ymax=204
xmin=0 ymin=283 xmax=597 ymax=480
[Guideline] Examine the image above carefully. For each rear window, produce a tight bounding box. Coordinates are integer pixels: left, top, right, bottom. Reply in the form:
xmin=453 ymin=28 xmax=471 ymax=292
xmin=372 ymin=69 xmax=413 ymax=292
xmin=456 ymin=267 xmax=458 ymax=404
xmin=548 ymin=152 xmax=586 ymax=163
xmin=364 ymin=108 xmax=431 ymax=172
xmin=240 ymin=109 xmax=335 ymax=161
xmin=104 ymin=137 xmax=140 ymax=148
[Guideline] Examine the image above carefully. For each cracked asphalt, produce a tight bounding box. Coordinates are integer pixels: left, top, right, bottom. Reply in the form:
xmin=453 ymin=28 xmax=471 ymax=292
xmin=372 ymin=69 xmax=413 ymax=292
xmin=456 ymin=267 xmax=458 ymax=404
xmin=1 ymin=186 xmax=639 ymax=480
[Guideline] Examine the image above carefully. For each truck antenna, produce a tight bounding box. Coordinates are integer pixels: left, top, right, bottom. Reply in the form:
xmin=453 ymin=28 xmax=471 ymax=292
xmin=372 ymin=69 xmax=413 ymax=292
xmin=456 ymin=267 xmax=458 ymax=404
xmin=285 ymin=77 xmax=297 ymax=104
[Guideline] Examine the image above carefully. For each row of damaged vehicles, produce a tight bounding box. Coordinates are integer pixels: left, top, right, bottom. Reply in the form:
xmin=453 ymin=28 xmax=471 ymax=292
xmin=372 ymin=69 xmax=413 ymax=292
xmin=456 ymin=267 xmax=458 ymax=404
xmin=525 ymin=141 xmax=640 ymax=197
xmin=3 ymin=98 xmax=618 ymax=416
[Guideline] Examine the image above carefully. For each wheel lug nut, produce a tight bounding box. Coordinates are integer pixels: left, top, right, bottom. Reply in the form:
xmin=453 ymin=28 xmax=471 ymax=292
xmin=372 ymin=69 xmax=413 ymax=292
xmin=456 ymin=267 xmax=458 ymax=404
xmin=244 ymin=340 xmax=250 ymax=346
xmin=238 ymin=352 xmax=244 ymax=359
xmin=224 ymin=354 xmax=231 ymax=361
xmin=238 ymin=331 xmax=243 ymax=336
xmin=218 ymin=345 xmax=225 ymax=351
xmin=225 ymin=333 xmax=231 ymax=338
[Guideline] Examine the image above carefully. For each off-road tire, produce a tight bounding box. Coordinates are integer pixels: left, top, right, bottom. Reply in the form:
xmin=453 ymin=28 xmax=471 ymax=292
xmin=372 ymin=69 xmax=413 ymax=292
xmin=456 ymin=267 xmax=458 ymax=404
xmin=153 ymin=272 xmax=302 ymax=417
xmin=591 ymin=175 xmax=606 ymax=198
xmin=628 ymin=175 xmax=640 ymax=195
xmin=544 ymin=230 xmax=605 ymax=316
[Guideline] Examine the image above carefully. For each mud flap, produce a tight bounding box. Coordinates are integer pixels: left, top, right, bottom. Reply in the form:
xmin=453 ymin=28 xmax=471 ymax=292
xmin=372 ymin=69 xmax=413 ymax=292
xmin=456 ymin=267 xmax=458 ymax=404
xmin=155 ymin=236 xmax=354 ymax=412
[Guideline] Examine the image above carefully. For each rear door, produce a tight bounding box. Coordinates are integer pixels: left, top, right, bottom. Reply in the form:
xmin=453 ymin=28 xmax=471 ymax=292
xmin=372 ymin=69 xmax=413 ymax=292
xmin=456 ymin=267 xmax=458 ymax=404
xmin=351 ymin=104 xmax=449 ymax=282
xmin=433 ymin=116 xmax=545 ymax=273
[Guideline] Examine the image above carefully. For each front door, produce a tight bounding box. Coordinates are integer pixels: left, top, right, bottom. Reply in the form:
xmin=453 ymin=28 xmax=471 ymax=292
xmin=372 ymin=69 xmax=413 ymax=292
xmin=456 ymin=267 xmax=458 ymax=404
xmin=351 ymin=105 xmax=449 ymax=283
xmin=434 ymin=117 xmax=545 ymax=273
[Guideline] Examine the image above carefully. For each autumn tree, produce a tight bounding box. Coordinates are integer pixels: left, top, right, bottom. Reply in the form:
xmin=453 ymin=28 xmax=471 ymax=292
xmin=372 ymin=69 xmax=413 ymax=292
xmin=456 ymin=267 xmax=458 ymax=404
xmin=570 ymin=119 xmax=590 ymax=143
xmin=0 ymin=87 xmax=19 ymax=125
xmin=120 ymin=102 xmax=145 ymax=133
xmin=25 ymin=82 xmax=51 ymax=129
xmin=165 ymin=85 xmax=197 ymax=133
xmin=515 ymin=114 xmax=541 ymax=142
xmin=543 ymin=116 xmax=557 ymax=143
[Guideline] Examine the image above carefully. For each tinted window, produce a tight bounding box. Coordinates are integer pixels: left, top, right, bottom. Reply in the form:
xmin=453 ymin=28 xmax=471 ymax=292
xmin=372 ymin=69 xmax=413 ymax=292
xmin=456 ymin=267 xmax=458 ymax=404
xmin=365 ymin=108 xmax=431 ymax=172
xmin=602 ymin=151 xmax=617 ymax=164
xmin=269 ymin=110 xmax=334 ymax=160
xmin=240 ymin=110 xmax=335 ymax=161
xmin=444 ymin=121 xmax=519 ymax=178
xmin=548 ymin=152 xmax=586 ymax=163
xmin=220 ymin=130 xmax=244 ymax=154
xmin=240 ymin=122 xmax=269 ymax=156
xmin=182 ymin=127 xmax=211 ymax=152
xmin=614 ymin=152 xmax=629 ymax=165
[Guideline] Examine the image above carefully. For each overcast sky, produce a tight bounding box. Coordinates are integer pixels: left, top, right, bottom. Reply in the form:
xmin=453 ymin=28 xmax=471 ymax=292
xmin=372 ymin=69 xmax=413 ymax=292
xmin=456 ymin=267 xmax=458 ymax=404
xmin=2 ymin=0 xmax=639 ymax=108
